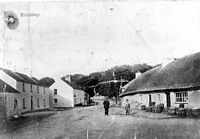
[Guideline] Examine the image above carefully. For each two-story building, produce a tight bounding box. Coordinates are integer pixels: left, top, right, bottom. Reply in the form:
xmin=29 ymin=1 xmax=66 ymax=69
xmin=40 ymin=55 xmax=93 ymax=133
xmin=0 ymin=67 xmax=50 ymax=118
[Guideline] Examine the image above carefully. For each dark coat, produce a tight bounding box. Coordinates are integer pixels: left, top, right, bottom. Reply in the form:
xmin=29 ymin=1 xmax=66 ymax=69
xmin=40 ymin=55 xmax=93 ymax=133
xmin=103 ymin=100 xmax=110 ymax=109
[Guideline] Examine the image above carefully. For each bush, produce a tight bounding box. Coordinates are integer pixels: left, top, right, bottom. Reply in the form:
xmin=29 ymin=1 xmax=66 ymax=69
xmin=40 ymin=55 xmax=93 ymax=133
xmin=145 ymin=106 xmax=155 ymax=112
xmin=176 ymin=108 xmax=186 ymax=117
xmin=192 ymin=109 xmax=200 ymax=118
xmin=167 ymin=107 xmax=177 ymax=116
xmin=149 ymin=102 xmax=156 ymax=106
xmin=145 ymin=107 xmax=150 ymax=112
xmin=141 ymin=105 xmax=146 ymax=110
xmin=155 ymin=103 xmax=164 ymax=113
xmin=185 ymin=108 xmax=193 ymax=117
xmin=163 ymin=107 xmax=169 ymax=114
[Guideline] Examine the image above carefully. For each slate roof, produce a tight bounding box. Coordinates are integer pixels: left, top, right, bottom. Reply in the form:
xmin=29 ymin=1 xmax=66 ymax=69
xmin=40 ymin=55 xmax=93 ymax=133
xmin=0 ymin=67 xmax=41 ymax=86
xmin=31 ymin=77 xmax=40 ymax=83
xmin=0 ymin=68 xmax=26 ymax=83
xmin=0 ymin=79 xmax=20 ymax=93
xmin=120 ymin=52 xmax=200 ymax=97
xmin=61 ymin=78 xmax=82 ymax=90
xmin=15 ymin=72 xmax=39 ymax=85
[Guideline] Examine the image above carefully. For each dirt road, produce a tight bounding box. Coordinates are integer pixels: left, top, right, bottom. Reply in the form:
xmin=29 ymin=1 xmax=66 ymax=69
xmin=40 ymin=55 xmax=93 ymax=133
xmin=0 ymin=100 xmax=200 ymax=139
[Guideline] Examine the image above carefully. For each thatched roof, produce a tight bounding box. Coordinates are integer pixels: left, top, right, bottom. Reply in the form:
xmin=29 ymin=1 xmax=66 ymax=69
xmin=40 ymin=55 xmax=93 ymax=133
xmin=120 ymin=52 xmax=200 ymax=97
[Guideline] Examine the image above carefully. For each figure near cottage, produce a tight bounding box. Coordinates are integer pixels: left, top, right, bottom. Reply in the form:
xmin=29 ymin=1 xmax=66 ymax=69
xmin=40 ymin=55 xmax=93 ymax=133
xmin=125 ymin=99 xmax=130 ymax=115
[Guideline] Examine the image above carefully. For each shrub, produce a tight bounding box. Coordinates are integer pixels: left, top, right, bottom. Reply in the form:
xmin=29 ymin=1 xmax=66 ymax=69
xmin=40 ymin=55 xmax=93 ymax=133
xmin=145 ymin=106 xmax=155 ymax=112
xmin=176 ymin=108 xmax=186 ymax=117
xmin=192 ymin=109 xmax=200 ymax=118
xmin=149 ymin=102 xmax=156 ymax=106
xmin=140 ymin=105 xmax=146 ymax=110
xmin=167 ymin=107 xmax=177 ymax=116
xmin=185 ymin=108 xmax=193 ymax=117
xmin=155 ymin=103 xmax=164 ymax=113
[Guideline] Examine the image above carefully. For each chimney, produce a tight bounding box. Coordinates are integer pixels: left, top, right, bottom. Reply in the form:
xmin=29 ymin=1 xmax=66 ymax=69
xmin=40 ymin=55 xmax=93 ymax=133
xmin=135 ymin=71 xmax=141 ymax=78
xmin=65 ymin=75 xmax=71 ymax=82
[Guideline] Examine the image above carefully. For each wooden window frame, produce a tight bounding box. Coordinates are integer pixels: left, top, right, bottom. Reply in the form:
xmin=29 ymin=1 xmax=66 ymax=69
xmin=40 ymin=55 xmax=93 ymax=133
xmin=175 ymin=92 xmax=188 ymax=104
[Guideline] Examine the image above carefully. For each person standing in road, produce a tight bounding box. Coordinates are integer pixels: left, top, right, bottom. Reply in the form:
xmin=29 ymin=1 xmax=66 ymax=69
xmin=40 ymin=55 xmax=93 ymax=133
xmin=103 ymin=98 xmax=110 ymax=116
xmin=125 ymin=99 xmax=130 ymax=115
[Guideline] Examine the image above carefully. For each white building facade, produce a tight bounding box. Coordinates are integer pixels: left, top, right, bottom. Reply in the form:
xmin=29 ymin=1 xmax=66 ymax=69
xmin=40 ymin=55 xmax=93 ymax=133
xmin=0 ymin=68 xmax=50 ymax=118
xmin=49 ymin=77 xmax=88 ymax=108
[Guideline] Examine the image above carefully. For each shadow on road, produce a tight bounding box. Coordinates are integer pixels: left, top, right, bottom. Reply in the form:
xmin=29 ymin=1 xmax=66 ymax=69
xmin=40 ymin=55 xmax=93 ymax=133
xmin=0 ymin=112 xmax=55 ymax=134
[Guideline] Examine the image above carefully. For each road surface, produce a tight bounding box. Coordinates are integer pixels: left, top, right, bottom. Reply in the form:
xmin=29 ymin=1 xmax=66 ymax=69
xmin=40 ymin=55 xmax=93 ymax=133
xmin=0 ymin=100 xmax=200 ymax=139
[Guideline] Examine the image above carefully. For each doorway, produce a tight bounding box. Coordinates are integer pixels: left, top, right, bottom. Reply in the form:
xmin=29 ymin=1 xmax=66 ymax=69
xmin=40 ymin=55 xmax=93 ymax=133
xmin=166 ymin=92 xmax=171 ymax=107
xmin=149 ymin=94 xmax=152 ymax=106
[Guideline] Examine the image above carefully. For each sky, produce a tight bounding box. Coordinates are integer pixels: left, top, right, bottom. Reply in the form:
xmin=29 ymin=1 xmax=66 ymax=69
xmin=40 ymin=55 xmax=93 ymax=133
xmin=0 ymin=0 xmax=200 ymax=79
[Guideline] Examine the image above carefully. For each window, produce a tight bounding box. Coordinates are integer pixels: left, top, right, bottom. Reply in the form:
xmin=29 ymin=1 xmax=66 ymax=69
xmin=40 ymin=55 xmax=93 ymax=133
xmin=37 ymin=86 xmax=39 ymax=93
xmin=54 ymin=89 xmax=57 ymax=95
xmin=37 ymin=98 xmax=40 ymax=107
xmin=14 ymin=99 xmax=18 ymax=109
xmin=30 ymin=84 xmax=33 ymax=92
xmin=74 ymin=94 xmax=76 ymax=97
xmin=54 ymin=98 xmax=57 ymax=104
xmin=43 ymin=99 xmax=46 ymax=107
xmin=23 ymin=98 xmax=26 ymax=109
xmin=43 ymin=87 xmax=45 ymax=94
xmin=22 ymin=83 xmax=25 ymax=92
xmin=175 ymin=92 xmax=188 ymax=103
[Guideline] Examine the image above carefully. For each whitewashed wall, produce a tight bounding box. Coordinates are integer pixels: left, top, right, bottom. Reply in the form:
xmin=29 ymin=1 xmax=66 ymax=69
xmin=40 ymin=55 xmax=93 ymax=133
xmin=187 ymin=90 xmax=200 ymax=108
xmin=149 ymin=93 xmax=167 ymax=107
xmin=15 ymin=81 xmax=50 ymax=111
xmin=0 ymin=81 xmax=50 ymax=118
xmin=74 ymin=89 xmax=85 ymax=105
xmin=121 ymin=92 xmax=168 ymax=109
xmin=49 ymin=79 xmax=74 ymax=108
xmin=0 ymin=92 xmax=19 ymax=117
xmin=122 ymin=90 xmax=200 ymax=109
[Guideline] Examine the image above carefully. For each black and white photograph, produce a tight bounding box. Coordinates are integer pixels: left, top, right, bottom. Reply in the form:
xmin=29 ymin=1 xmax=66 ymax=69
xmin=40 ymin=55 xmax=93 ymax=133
xmin=0 ymin=0 xmax=200 ymax=138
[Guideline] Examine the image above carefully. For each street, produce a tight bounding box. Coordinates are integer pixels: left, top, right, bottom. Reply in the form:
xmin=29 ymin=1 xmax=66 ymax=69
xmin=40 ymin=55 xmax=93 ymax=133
xmin=0 ymin=100 xmax=200 ymax=139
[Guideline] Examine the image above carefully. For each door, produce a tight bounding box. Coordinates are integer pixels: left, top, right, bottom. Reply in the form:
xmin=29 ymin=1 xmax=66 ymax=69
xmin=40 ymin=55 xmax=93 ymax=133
xmin=0 ymin=97 xmax=6 ymax=119
xmin=149 ymin=94 xmax=152 ymax=106
xmin=31 ymin=96 xmax=33 ymax=111
xmin=166 ymin=92 xmax=171 ymax=107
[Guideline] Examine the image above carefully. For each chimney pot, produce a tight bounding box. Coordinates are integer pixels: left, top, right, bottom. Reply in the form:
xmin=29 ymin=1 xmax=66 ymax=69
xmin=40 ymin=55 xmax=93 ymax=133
xmin=65 ymin=75 xmax=71 ymax=82
xmin=135 ymin=71 xmax=141 ymax=78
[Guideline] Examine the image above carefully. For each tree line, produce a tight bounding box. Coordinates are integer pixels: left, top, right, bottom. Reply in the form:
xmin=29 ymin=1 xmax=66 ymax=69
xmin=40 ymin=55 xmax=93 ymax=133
xmin=39 ymin=63 xmax=155 ymax=98
xmin=69 ymin=63 xmax=154 ymax=97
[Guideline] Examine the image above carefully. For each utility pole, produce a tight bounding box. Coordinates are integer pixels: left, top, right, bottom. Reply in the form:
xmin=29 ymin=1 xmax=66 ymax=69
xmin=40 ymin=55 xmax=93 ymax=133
xmin=2 ymin=10 xmax=6 ymax=67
